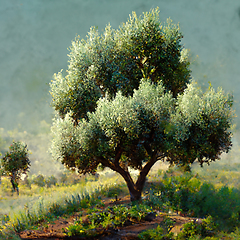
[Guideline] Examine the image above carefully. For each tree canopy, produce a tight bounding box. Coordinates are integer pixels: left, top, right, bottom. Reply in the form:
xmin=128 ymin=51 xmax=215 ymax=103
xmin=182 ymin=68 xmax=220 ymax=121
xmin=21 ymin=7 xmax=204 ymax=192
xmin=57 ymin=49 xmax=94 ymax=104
xmin=1 ymin=141 xmax=30 ymax=194
xmin=50 ymin=8 xmax=234 ymax=201
xmin=50 ymin=8 xmax=190 ymax=121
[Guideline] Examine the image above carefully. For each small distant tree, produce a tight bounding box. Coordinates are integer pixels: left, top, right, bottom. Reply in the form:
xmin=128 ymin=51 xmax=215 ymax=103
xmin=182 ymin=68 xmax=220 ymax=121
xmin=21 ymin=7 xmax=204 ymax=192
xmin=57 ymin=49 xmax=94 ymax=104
xmin=1 ymin=141 xmax=30 ymax=195
xmin=50 ymin=8 xmax=234 ymax=201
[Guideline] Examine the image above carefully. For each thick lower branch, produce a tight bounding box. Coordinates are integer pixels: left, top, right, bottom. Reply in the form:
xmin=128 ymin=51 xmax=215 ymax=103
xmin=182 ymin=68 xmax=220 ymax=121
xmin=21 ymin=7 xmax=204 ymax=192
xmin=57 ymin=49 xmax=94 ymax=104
xmin=110 ymin=164 xmax=137 ymax=198
xmin=99 ymin=156 xmax=141 ymax=201
xmin=98 ymin=152 xmax=162 ymax=201
xmin=135 ymin=152 xmax=158 ymax=194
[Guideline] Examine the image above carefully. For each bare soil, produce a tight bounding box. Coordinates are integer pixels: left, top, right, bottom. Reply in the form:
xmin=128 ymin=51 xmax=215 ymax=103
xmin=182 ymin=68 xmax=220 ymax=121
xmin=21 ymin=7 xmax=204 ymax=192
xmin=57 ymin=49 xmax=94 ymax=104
xmin=18 ymin=196 xmax=199 ymax=240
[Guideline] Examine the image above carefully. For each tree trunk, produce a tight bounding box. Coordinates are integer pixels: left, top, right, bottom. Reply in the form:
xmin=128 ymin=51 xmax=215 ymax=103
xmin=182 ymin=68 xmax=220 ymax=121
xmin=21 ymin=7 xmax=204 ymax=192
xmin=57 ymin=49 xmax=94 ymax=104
xmin=129 ymin=188 xmax=142 ymax=202
xmin=10 ymin=173 xmax=19 ymax=195
xmin=114 ymin=167 xmax=142 ymax=202
xmin=111 ymin=158 xmax=157 ymax=202
xmin=102 ymin=150 xmax=158 ymax=202
xmin=121 ymin=167 xmax=150 ymax=202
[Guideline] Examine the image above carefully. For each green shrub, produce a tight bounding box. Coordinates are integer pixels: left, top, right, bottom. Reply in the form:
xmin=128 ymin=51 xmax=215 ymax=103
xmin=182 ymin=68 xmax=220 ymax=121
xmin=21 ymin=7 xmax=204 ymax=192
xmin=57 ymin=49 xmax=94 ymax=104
xmin=228 ymin=228 xmax=240 ymax=239
xmin=147 ymin=172 xmax=240 ymax=231
xmin=176 ymin=216 xmax=216 ymax=240
xmin=101 ymin=183 xmax=124 ymax=198
xmin=48 ymin=203 xmax=65 ymax=216
xmin=66 ymin=203 xmax=153 ymax=236
xmin=32 ymin=174 xmax=45 ymax=187
xmin=58 ymin=172 xmax=81 ymax=185
xmin=138 ymin=225 xmax=174 ymax=240
xmin=65 ymin=219 xmax=97 ymax=237
xmin=45 ymin=175 xmax=57 ymax=187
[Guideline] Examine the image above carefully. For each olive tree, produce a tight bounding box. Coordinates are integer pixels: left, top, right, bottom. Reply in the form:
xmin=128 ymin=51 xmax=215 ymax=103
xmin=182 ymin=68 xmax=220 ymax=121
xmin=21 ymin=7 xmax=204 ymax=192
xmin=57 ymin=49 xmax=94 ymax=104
xmin=1 ymin=141 xmax=30 ymax=195
xmin=50 ymin=9 xmax=234 ymax=201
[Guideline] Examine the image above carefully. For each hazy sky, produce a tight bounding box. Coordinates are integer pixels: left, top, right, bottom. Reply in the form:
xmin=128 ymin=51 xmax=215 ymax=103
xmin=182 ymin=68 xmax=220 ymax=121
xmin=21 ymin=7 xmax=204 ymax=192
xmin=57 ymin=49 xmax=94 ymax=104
xmin=1 ymin=0 xmax=240 ymax=132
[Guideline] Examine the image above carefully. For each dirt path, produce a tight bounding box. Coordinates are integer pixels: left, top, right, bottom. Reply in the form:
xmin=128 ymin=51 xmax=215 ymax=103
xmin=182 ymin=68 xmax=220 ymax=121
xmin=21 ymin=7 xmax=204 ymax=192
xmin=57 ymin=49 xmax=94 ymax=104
xmin=19 ymin=196 xmax=198 ymax=240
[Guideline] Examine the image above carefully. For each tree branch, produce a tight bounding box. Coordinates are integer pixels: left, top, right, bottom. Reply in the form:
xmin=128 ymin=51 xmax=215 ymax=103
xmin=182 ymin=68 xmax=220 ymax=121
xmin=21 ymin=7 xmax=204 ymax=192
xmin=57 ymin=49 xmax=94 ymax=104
xmin=98 ymin=155 xmax=138 ymax=200
xmin=135 ymin=152 xmax=158 ymax=192
xmin=114 ymin=144 xmax=122 ymax=166
xmin=143 ymin=142 xmax=153 ymax=158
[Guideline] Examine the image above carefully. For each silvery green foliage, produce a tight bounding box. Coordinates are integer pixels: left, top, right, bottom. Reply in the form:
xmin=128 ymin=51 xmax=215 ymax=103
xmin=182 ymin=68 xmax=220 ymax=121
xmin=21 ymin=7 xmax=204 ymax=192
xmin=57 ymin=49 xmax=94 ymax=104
xmin=50 ymin=80 xmax=233 ymax=172
xmin=50 ymin=8 xmax=190 ymax=123
xmin=51 ymin=112 xmax=80 ymax=170
xmin=1 ymin=141 xmax=30 ymax=179
xmin=168 ymin=81 xmax=233 ymax=166
xmin=50 ymin=80 xmax=173 ymax=173
xmin=50 ymin=68 xmax=101 ymax=121
xmin=116 ymin=11 xmax=190 ymax=97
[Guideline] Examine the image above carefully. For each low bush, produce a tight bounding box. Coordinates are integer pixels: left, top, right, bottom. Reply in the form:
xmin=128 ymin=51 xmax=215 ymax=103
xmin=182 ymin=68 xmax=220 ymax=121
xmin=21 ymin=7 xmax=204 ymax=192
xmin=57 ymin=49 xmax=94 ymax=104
xmin=31 ymin=174 xmax=45 ymax=187
xmin=176 ymin=216 xmax=217 ymax=240
xmin=45 ymin=175 xmax=57 ymax=187
xmin=65 ymin=203 xmax=153 ymax=237
xmin=146 ymin=171 xmax=240 ymax=232
xmin=138 ymin=225 xmax=174 ymax=240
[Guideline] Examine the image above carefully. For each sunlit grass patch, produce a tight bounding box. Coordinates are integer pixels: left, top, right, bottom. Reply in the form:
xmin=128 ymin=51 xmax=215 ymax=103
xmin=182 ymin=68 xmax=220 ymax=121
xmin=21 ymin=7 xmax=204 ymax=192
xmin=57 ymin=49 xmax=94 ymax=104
xmin=0 ymin=173 xmax=124 ymax=237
